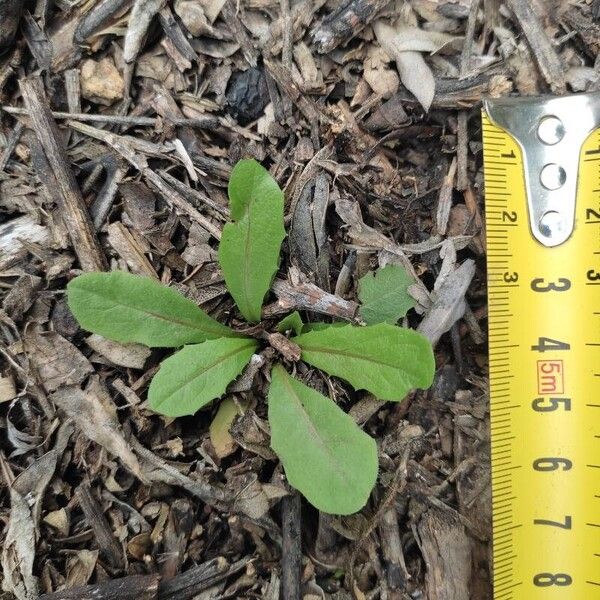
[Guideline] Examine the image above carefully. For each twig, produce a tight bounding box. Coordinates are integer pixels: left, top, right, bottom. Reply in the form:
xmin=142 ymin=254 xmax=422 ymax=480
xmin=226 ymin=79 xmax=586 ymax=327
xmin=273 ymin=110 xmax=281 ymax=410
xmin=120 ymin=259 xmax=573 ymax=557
xmin=75 ymin=482 xmax=125 ymax=570
xmin=1 ymin=105 xmax=220 ymax=129
xmin=264 ymin=59 xmax=325 ymax=125
xmin=221 ymin=0 xmax=257 ymax=66
xmin=280 ymin=0 xmax=293 ymax=120
xmin=159 ymin=169 xmax=230 ymax=218
xmin=39 ymin=574 xmax=159 ymax=600
xmin=158 ymin=557 xmax=250 ymax=599
xmin=90 ymin=158 xmax=127 ymax=230
xmin=348 ymin=445 xmax=412 ymax=595
xmin=312 ymin=0 xmax=393 ymax=53
xmin=38 ymin=559 xmax=251 ymax=600
xmin=505 ymin=0 xmax=566 ymax=92
xmin=459 ymin=0 xmax=481 ymax=78
xmin=129 ymin=436 xmax=231 ymax=508
xmin=456 ymin=112 xmax=469 ymax=191
xmin=19 ymin=77 xmax=107 ymax=272
xmin=378 ymin=507 xmax=410 ymax=592
xmin=266 ymin=279 xmax=358 ymax=320
xmin=281 ymin=493 xmax=302 ymax=600
xmin=0 ymin=120 xmax=23 ymax=172
xmin=67 ymin=120 xmax=223 ymax=240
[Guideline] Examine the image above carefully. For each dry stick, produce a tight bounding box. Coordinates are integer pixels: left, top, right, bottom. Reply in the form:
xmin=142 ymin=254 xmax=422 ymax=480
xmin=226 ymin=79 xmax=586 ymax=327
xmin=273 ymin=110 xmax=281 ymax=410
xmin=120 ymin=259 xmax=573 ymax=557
xmin=39 ymin=575 xmax=158 ymax=600
xmin=483 ymin=0 xmax=501 ymax=29
xmin=266 ymin=279 xmax=358 ymax=320
xmin=90 ymin=159 xmax=127 ymax=230
xmin=68 ymin=120 xmax=222 ymax=240
xmin=459 ymin=0 xmax=481 ymax=78
xmin=348 ymin=445 xmax=412 ymax=595
xmin=158 ymin=558 xmax=250 ymax=600
xmin=264 ymin=59 xmax=324 ymax=126
xmin=280 ymin=0 xmax=293 ymax=120
xmin=19 ymin=77 xmax=107 ymax=272
xmin=159 ymin=169 xmax=230 ymax=218
xmin=312 ymin=0 xmax=393 ymax=53
xmin=64 ymin=69 xmax=82 ymax=114
xmin=129 ymin=435 xmax=230 ymax=507
xmin=281 ymin=493 xmax=302 ymax=600
xmin=221 ymin=0 xmax=257 ymax=67
xmin=456 ymin=112 xmax=469 ymax=192
xmin=0 ymin=120 xmax=23 ymax=172
xmin=38 ymin=574 xmax=160 ymax=600
xmin=39 ymin=557 xmax=249 ymax=600
xmin=1 ymin=105 xmax=220 ymax=129
xmin=378 ymin=507 xmax=410 ymax=592
xmin=75 ymin=482 xmax=125 ymax=570
xmin=505 ymin=0 xmax=566 ymax=92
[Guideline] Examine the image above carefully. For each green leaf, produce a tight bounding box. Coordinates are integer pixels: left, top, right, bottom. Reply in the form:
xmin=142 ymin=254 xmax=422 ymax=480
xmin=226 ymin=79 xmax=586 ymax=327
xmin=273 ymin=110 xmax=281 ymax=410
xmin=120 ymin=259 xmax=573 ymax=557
xmin=67 ymin=271 xmax=235 ymax=347
xmin=358 ymin=264 xmax=415 ymax=325
xmin=293 ymin=323 xmax=434 ymax=401
xmin=218 ymin=159 xmax=286 ymax=322
xmin=301 ymin=321 xmax=345 ymax=333
xmin=276 ymin=311 xmax=303 ymax=336
xmin=148 ymin=337 xmax=257 ymax=417
xmin=268 ymin=365 xmax=378 ymax=514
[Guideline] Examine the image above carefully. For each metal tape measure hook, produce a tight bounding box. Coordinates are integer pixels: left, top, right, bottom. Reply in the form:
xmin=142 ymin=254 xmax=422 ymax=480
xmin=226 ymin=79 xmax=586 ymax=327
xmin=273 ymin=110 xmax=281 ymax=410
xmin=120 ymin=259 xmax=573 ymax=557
xmin=484 ymin=92 xmax=600 ymax=247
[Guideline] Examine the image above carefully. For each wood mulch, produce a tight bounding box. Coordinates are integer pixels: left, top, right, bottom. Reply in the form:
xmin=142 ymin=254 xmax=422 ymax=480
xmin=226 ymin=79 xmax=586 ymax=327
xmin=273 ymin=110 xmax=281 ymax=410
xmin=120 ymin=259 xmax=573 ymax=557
xmin=0 ymin=0 xmax=598 ymax=598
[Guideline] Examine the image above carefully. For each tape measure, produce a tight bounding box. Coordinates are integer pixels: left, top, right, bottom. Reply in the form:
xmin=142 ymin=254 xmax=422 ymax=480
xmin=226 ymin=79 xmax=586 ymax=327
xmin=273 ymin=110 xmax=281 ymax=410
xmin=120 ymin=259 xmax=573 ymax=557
xmin=483 ymin=92 xmax=600 ymax=599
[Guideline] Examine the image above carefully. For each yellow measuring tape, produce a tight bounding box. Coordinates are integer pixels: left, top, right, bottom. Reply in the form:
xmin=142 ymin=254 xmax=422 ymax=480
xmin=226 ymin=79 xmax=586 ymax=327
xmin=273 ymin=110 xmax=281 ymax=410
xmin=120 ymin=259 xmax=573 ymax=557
xmin=483 ymin=94 xmax=600 ymax=599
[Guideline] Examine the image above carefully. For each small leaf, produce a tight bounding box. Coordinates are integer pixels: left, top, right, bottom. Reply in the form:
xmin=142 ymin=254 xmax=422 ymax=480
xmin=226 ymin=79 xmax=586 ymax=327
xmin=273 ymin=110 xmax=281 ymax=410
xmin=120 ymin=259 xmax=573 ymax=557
xmin=268 ymin=365 xmax=377 ymax=514
xmin=358 ymin=264 xmax=415 ymax=325
xmin=218 ymin=159 xmax=286 ymax=322
xmin=210 ymin=397 xmax=247 ymax=459
xmin=68 ymin=272 xmax=234 ymax=347
xmin=276 ymin=311 xmax=303 ymax=336
xmin=293 ymin=323 xmax=434 ymax=401
xmin=148 ymin=337 xmax=257 ymax=417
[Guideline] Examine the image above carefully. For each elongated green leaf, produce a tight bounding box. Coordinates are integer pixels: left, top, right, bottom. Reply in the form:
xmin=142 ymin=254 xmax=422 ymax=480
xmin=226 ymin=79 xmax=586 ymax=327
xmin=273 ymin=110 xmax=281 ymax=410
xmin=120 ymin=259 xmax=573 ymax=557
xmin=68 ymin=272 xmax=234 ymax=347
xmin=218 ymin=159 xmax=285 ymax=322
xmin=358 ymin=264 xmax=415 ymax=325
xmin=293 ymin=323 xmax=434 ymax=400
xmin=268 ymin=365 xmax=377 ymax=514
xmin=276 ymin=311 xmax=303 ymax=336
xmin=149 ymin=337 xmax=257 ymax=417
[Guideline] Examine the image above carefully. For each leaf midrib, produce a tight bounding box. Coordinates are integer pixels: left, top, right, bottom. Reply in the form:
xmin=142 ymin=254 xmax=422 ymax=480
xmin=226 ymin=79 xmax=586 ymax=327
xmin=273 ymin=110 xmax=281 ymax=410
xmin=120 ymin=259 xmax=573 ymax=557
xmin=278 ymin=372 xmax=354 ymax=487
xmin=80 ymin=288 xmax=227 ymax=337
xmin=154 ymin=340 xmax=255 ymax=407
xmin=361 ymin=282 xmax=413 ymax=311
xmin=299 ymin=343 xmax=407 ymax=371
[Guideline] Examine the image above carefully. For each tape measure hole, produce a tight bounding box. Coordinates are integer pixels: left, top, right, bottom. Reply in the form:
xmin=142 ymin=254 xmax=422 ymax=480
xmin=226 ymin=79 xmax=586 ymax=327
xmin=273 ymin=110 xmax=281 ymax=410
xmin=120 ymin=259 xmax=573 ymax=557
xmin=539 ymin=210 xmax=564 ymax=239
xmin=540 ymin=163 xmax=566 ymax=190
xmin=537 ymin=116 xmax=565 ymax=145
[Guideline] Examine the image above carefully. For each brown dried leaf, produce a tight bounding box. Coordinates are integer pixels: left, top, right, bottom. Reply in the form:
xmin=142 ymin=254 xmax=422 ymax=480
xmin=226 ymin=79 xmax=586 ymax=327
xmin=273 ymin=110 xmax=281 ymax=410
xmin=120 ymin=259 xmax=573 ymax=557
xmin=24 ymin=329 xmax=93 ymax=393
xmin=124 ymin=0 xmax=167 ymax=63
xmin=51 ymin=384 xmax=144 ymax=480
xmin=86 ymin=334 xmax=151 ymax=369
xmin=374 ymin=21 xmax=436 ymax=111
xmin=65 ymin=550 xmax=99 ymax=589
xmin=1 ymin=489 xmax=39 ymax=600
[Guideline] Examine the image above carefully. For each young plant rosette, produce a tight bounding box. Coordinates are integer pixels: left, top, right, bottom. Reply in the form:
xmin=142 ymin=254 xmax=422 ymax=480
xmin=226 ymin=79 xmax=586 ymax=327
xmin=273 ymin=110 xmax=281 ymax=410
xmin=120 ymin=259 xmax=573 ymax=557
xmin=67 ymin=159 xmax=435 ymax=515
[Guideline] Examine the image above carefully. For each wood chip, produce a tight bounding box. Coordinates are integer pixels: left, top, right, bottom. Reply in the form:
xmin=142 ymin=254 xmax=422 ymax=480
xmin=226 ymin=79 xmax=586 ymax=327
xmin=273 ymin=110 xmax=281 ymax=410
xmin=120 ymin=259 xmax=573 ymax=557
xmin=19 ymin=77 xmax=107 ymax=272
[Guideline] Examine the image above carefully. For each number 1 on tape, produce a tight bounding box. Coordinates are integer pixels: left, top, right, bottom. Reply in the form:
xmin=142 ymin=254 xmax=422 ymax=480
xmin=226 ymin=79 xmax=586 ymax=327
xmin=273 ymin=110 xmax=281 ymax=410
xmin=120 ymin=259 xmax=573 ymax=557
xmin=483 ymin=93 xmax=600 ymax=599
